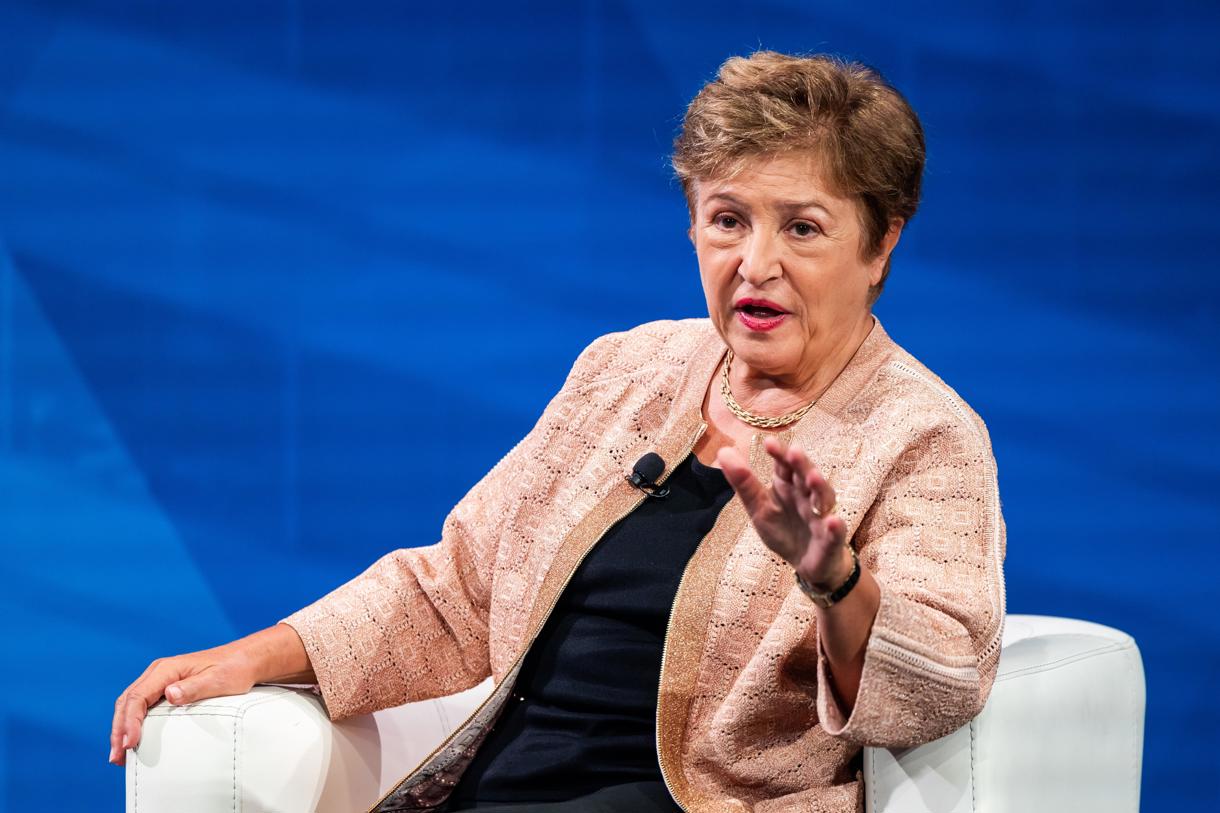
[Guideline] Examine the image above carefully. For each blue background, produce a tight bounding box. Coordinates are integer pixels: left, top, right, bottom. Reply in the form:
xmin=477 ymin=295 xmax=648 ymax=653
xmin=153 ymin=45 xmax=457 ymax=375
xmin=2 ymin=1 xmax=1217 ymax=809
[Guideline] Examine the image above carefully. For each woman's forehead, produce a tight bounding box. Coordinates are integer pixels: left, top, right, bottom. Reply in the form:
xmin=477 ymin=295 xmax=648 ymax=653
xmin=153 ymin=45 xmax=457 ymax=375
xmin=694 ymin=153 xmax=854 ymax=212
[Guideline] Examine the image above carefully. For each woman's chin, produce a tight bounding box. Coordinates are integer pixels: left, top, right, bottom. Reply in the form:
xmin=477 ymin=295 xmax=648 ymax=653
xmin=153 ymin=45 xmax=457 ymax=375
xmin=728 ymin=318 xmax=791 ymax=346
xmin=727 ymin=339 xmax=800 ymax=377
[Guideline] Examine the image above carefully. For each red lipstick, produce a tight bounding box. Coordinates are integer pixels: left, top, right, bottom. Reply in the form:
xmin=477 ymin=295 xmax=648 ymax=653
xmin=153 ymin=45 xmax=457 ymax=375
xmin=733 ymin=298 xmax=789 ymax=332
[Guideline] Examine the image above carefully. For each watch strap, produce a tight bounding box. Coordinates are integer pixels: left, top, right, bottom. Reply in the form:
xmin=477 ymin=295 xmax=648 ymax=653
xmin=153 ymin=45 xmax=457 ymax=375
xmin=795 ymin=547 xmax=860 ymax=608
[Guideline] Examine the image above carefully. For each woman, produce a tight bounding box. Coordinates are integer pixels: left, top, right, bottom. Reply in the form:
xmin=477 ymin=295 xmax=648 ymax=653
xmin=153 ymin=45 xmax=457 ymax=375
xmin=109 ymin=52 xmax=1005 ymax=813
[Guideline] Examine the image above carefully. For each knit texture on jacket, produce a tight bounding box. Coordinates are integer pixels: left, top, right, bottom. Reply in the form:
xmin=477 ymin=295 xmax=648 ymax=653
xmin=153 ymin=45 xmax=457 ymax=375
xmin=282 ymin=317 xmax=1007 ymax=813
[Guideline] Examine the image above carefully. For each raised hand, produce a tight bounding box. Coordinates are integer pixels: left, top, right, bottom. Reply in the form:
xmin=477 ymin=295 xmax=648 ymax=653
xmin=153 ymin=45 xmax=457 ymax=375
xmin=716 ymin=435 xmax=853 ymax=590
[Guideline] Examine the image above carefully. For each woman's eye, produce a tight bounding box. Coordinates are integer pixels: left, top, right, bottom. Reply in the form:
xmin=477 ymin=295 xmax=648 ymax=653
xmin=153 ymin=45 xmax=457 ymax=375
xmin=790 ymin=222 xmax=819 ymax=237
xmin=715 ymin=215 xmax=740 ymax=229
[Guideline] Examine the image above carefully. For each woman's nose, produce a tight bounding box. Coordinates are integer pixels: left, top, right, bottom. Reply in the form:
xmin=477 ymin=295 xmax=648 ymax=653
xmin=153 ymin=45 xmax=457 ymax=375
xmin=737 ymin=232 xmax=782 ymax=285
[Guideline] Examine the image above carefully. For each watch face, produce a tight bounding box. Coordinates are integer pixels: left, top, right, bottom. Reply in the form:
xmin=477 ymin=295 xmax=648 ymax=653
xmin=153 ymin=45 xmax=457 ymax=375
xmin=795 ymin=574 xmax=831 ymax=605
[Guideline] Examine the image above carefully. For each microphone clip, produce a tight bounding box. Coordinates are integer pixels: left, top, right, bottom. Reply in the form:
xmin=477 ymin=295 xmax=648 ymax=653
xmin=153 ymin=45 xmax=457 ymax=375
xmin=626 ymin=452 xmax=670 ymax=499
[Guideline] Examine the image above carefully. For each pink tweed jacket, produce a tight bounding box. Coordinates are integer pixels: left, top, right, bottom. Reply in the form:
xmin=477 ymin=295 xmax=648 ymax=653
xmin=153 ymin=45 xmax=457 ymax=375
xmin=282 ymin=317 xmax=1006 ymax=813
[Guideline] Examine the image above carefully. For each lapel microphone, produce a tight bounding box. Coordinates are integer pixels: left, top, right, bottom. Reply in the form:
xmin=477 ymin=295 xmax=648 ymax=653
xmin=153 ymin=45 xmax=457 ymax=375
xmin=627 ymin=452 xmax=670 ymax=499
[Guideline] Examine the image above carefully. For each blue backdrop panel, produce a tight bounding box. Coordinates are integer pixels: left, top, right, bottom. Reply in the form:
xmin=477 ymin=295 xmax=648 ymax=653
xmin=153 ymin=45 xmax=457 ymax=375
xmin=1 ymin=1 xmax=1217 ymax=809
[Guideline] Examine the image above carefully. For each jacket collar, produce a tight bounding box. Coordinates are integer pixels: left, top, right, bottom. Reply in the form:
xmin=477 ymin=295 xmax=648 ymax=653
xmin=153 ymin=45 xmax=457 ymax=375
xmin=672 ymin=315 xmax=895 ymax=449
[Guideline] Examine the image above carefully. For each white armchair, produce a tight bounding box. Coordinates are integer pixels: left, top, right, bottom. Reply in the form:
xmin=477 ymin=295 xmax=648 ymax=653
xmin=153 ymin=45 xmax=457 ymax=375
xmin=125 ymin=615 xmax=1145 ymax=812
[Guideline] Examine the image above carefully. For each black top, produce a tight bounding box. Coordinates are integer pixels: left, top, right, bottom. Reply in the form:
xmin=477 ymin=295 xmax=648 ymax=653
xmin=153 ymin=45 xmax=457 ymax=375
xmin=447 ymin=453 xmax=734 ymax=806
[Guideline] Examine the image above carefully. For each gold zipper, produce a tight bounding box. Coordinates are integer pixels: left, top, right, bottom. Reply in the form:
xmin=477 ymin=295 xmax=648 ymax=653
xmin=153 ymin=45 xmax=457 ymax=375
xmin=654 ymin=422 xmax=710 ymax=813
xmin=363 ymin=661 xmax=518 ymax=811
xmin=655 ymin=559 xmax=696 ymax=812
xmin=365 ymin=425 xmax=706 ymax=813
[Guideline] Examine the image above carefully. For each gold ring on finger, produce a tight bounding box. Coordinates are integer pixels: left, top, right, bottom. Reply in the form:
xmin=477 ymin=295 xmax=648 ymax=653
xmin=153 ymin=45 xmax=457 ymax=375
xmin=811 ymin=497 xmax=836 ymax=518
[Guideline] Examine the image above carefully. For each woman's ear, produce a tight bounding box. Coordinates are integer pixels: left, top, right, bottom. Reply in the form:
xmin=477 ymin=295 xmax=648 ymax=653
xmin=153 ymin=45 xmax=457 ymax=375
xmin=870 ymin=219 xmax=905 ymax=286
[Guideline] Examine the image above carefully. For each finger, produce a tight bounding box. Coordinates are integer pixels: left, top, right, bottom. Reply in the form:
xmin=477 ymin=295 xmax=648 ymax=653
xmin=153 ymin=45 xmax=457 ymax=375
xmin=772 ymin=454 xmax=814 ymax=521
xmin=763 ymin=437 xmax=808 ymax=497
xmin=110 ymin=689 xmax=144 ymax=765
xmin=824 ymin=514 xmax=848 ymax=547
xmin=111 ymin=691 xmax=128 ymax=764
xmin=763 ymin=436 xmax=795 ymax=481
xmin=777 ymin=461 xmax=806 ymax=503
xmin=789 ymin=477 xmax=817 ymax=526
xmin=764 ymin=444 xmax=798 ymax=511
xmin=113 ymin=686 xmax=156 ymax=767
xmin=111 ymin=656 xmax=171 ymax=765
xmin=114 ymin=669 xmax=211 ymax=767
xmin=771 ymin=460 xmax=798 ymax=506
xmin=109 ymin=708 xmax=124 ymax=765
xmin=784 ymin=443 xmax=815 ymax=484
xmin=113 ymin=659 xmax=188 ymax=765
xmin=776 ymin=444 xmax=817 ymax=518
xmin=785 ymin=446 xmax=835 ymax=516
xmin=803 ymin=467 xmax=837 ymax=518
xmin=716 ymin=446 xmax=771 ymax=517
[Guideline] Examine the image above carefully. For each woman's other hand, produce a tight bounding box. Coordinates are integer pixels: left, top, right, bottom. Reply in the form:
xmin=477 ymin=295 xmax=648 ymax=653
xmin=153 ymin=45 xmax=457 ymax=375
xmin=716 ymin=436 xmax=852 ymax=590
xmin=109 ymin=623 xmax=314 ymax=767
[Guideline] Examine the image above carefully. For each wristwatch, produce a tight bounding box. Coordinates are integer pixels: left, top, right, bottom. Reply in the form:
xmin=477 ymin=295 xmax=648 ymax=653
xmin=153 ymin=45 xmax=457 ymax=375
xmin=795 ymin=547 xmax=860 ymax=608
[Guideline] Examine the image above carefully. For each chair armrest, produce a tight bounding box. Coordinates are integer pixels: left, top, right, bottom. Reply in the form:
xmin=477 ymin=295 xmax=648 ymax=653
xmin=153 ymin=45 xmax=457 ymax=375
xmin=125 ymin=681 xmax=493 ymax=813
xmin=864 ymin=614 xmax=1146 ymax=813
xmin=126 ymin=615 xmax=1145 ymax=812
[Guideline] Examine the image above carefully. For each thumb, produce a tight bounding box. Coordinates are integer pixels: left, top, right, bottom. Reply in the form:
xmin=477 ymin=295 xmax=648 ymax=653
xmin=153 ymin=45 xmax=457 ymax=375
xmin=165 ymin=668 xmax=232 ymax=705
xmin=717 ymin=446 xmax=768 ymax=515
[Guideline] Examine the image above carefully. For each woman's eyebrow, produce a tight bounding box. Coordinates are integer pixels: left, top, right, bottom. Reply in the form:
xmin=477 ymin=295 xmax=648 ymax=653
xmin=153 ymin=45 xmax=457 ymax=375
xmin=704 ymin=192 xmax=748 ymax=209
xmin=773 ymin=198 xmax=834 ymax=219
xmin=705 ymin=192 xmax=834 ymax=220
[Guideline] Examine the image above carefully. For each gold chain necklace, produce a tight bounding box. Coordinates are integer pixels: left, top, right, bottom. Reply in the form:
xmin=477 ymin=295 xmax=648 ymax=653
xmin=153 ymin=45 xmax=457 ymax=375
xmin=720 ymin=349 xmax=819 ymax=429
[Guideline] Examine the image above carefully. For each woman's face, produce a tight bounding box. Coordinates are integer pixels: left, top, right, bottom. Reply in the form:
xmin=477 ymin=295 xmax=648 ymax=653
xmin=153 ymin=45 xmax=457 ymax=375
xmin=691 ymin=152 xmax=899 ymax=384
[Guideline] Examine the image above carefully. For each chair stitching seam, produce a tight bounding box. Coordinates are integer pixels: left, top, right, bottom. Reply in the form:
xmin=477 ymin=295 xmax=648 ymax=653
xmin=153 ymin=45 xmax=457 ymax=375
xmin=969 ymin=719 xmax=978 ymax=812
xmin=995 ymin=642 xmax=1128 ymax=681
xmin=146 ymin=711 xmax=243 ymax=719
xmin=233 ymin=708 xmax=239 ymax=813
xmin=1126 ymin=649 xmax=1140 ymax=811
xmin=866 ymin=753 xmax=877 ymax=813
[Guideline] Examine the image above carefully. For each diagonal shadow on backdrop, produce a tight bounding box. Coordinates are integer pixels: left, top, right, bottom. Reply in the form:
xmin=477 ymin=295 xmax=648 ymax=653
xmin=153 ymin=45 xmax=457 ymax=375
xmin=13 ymin=250 xmax=552 ymax=633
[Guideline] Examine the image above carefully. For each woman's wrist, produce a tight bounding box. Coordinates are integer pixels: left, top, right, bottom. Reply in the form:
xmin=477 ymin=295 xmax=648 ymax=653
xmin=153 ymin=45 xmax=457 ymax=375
xmin=795 ymin=546 xmax=861 ymax=609
xmin=794 ymin=544 xmax=855 ymax=593
xmin=224 ymin=624 xmax=316 ymax=685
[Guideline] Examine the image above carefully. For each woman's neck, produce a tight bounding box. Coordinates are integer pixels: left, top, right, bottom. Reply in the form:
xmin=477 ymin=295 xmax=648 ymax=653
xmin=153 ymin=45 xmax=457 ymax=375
xmin=730 ymin=314 xmax=875 ymax=418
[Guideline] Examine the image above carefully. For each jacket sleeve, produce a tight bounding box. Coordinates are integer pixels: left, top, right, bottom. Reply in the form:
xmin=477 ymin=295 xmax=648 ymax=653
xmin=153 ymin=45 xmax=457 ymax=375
xmin=279 ymin=337 xmax=610 ymax=722
xmin=815 ymin=415 xmax=1007 ymax=748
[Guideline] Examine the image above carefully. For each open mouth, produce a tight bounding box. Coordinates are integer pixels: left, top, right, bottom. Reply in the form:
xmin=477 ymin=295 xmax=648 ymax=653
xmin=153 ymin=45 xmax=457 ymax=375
xmin=738 ymin=304 xmax=786 ymax=318
xmin=734 ymin=298 xmax=789 ymax=331
xmin=734 ymin=297 xmax=788 ymax=314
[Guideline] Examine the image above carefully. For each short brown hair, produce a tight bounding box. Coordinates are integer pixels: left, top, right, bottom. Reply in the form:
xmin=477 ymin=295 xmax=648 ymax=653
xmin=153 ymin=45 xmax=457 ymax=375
xmin=672 ymin=51 xmax=925 ymax=303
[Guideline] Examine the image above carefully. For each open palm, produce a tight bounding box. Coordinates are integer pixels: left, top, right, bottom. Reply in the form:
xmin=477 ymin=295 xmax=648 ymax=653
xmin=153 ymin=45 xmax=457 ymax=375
xmin=716 ymin=436 xmax=850 ymax=587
